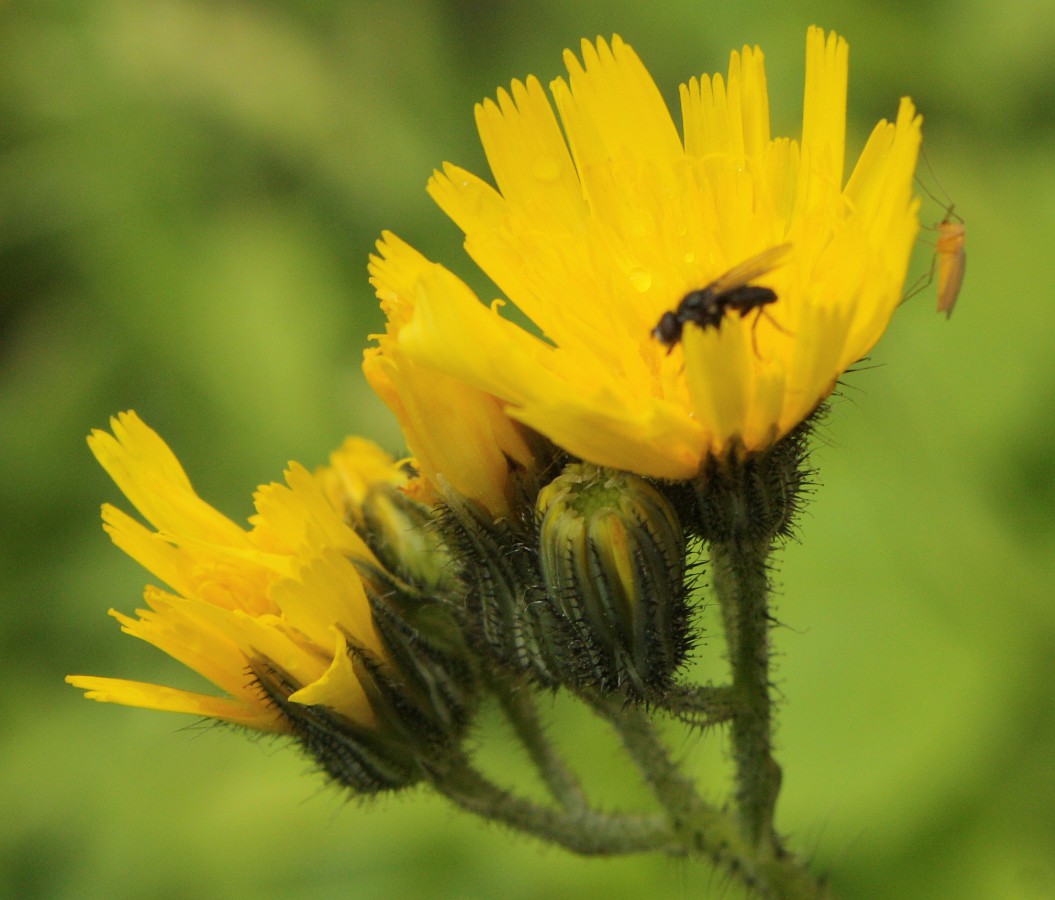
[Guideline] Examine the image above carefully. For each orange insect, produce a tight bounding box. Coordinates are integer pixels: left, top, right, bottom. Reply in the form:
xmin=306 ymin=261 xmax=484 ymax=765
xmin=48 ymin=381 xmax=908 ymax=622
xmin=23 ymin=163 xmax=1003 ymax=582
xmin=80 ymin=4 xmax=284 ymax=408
xmin=911 ymin=151 xmax=966 ymax=317
xmin=933 ymin=207 xmax=966 ymax=318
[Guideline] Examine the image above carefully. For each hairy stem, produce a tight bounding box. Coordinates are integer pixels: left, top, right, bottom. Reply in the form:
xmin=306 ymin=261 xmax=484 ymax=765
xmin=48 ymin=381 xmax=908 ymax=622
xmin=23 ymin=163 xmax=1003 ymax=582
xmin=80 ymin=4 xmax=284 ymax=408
xmin=495 ymin=681 xmax=589 ymax=812
xmin=658 ymin=682 xmax=738 ymax=727
xmin=429 ymin=756 xmax=676 ymax=856
xmin=712 ymin=536 xmax=782 ymax=851
xmin=587 ymin=693 xmax=827 ymax=898
xmin=585 ymin=693 xmax=716 ymax=831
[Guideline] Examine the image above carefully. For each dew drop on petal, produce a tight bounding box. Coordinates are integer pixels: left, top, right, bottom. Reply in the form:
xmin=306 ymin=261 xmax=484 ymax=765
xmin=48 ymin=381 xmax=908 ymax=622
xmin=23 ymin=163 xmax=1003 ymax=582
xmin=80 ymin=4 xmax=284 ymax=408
xmin=629 ymin=268 xmax=653 ymax=292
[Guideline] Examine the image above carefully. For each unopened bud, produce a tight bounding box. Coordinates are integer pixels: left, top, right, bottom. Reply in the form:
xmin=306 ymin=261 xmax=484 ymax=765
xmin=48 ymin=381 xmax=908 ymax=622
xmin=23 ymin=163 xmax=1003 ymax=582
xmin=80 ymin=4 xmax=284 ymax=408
xmin=438 ymin=485 xmax=576 ymax=687
xmin=363 ymin=582 xmax=478 ymax=742
xmin=251 ymin=657 xmax=425 ymax=794
xmin=360 ymin=482 xmax=455 ymax=592
xmin=536 ymin=464 xmax=690 ymax=696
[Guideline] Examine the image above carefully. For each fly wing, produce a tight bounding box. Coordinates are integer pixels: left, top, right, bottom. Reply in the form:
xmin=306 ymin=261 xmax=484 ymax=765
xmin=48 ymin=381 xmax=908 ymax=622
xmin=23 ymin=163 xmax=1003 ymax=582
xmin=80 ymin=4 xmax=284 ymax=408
xmin=707 ymin=244 xmax=792 ymax=295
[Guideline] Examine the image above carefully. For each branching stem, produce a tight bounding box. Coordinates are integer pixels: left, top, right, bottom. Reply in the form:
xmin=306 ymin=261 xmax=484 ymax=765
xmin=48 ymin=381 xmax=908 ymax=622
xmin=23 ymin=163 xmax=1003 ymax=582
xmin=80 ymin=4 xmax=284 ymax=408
xmin=495 ymin=681 xmax=589 ymax=812
xmin=657 ymin=682 xmax=738 ymax=727
xmin=585 ymin=692 xmax=828 ymax=898
xmin=429 ymin=756 xmax=676 ymax=856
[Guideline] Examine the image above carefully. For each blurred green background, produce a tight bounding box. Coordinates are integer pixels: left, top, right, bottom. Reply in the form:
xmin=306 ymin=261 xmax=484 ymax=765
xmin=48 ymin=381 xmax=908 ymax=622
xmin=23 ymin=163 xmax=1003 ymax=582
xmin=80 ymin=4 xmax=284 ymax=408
xmin=2 ymin=0 xmax=1053 ymax=897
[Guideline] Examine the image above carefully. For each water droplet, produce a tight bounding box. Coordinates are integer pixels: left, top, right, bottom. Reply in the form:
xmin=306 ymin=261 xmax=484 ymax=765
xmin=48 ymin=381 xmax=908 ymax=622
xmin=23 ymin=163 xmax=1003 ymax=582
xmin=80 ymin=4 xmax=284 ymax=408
xmin=629 ymin=268 xmax=653 ymax=292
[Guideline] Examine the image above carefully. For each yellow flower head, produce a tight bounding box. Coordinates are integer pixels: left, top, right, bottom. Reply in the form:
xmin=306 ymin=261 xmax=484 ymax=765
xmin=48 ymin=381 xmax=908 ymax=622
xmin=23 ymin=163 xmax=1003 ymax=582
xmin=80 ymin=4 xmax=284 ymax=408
xmin=318 ymin=435 xmax=416 ymax=519
xmin=67 ymin=412 xmax=396 ymax=734
xmin=368 ymin=27 xmax=922 ymax=480
xmin=365 ymin=236 xmax=539 ymax=518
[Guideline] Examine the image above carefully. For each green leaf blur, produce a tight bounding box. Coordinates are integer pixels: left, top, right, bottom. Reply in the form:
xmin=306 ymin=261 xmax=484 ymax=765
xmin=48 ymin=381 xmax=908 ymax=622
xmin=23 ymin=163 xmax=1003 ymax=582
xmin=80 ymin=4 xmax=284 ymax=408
xmin=3 ymin=1 xmax=1052 ymax=897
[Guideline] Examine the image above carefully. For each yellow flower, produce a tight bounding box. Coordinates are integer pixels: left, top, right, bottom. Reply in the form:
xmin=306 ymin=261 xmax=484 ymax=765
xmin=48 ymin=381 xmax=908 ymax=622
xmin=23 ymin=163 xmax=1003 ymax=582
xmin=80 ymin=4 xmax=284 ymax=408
xmin=322 ymin=435 xmax=457 ymax=592
xmin=66 ymin=412 xmax=394 ymax=734
xmin=365 ymin=235 xmax=538 ymax=518
xmin=318 ymin=435 xmax=416 ymax=520
xmin=368 ymin=27 xmax=921 ymax=480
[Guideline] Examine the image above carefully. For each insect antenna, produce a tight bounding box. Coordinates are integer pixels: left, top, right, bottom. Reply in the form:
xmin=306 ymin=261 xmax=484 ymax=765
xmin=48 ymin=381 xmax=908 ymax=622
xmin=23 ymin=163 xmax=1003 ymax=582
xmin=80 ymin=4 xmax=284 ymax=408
xmin=903 ymin=149 xmax=966 ymax=316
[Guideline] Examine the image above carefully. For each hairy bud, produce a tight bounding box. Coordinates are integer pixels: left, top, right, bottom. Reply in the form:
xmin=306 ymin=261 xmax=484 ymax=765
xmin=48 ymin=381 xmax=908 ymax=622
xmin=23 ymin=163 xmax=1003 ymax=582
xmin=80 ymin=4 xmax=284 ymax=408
xmin=693 ymin=412 xmax=818 ymax=546
xmin=253 ymin=571 xmax=479 ymax=796
xmin=536 ymin=464 xmax=690 ymax=696
xmin=438 ymin=487 xmax=576 ymax=687
xmin=358 ymin=481 xmax=456 ymax=593
xmin=251 ymin=657 xmax=425 ymax=794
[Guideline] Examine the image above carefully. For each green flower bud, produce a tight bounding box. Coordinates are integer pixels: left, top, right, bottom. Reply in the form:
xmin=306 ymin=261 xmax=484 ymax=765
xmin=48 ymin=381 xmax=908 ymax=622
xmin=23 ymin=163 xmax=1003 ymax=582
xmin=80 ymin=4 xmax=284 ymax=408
xmin=344 ymin=484 xmax=480 ymax=748
xmin=536 ymin=464 xmax=690 ymax=696
xmin=359 ymin=482 xmax=456 ymax=593
xmin=364 ymin=581 xmax=479 ymax=742
xmin=251 ymin=658 xmax=425 ymax=794
xmin=693 ymin=412 xmax=817 ymax=546
xmin=252 ymin=576 xmax=479 ymax=796
xmin=439 ymin=486 xmax=576 ymax=687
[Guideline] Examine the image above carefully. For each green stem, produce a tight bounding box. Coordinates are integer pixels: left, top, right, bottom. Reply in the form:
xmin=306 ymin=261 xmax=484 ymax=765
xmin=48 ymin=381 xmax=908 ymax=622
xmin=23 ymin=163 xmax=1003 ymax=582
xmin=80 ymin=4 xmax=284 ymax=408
xmin=495 ymin=681 xmax=589 ymax=812
xmin=585 ymin=693 xmax=714 ymax=830
xmin=587 ymin=693 xmax=827 ymax=898
xmin=657 ymin=682 xmax=738 ymax=727
xmin=711 ymin=536 xmax=781 ymax=851
xmin=429 ymin=756 xmax=676 ymax=856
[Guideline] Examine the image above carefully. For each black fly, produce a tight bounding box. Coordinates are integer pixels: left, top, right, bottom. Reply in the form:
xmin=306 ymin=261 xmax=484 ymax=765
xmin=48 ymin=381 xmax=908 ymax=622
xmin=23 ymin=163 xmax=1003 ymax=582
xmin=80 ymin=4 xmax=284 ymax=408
xmin=652 ymin=244 xmax=792 ymax=352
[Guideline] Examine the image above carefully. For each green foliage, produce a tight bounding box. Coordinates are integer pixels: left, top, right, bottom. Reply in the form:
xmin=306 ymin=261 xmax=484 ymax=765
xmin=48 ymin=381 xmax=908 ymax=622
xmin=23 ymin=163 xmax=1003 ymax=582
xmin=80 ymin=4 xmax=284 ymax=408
xmin=3 ymin=1 xmax=1054 ymax=897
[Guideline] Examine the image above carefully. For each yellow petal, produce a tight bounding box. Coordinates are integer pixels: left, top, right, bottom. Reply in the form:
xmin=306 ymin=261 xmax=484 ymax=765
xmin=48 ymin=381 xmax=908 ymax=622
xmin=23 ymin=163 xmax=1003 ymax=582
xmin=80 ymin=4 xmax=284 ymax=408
xmin=65 ymin=675 xmax=287 ymax=732
xmin=801 ymin=27 xmax=848 ymax=196
xmin=367 ymin=233 xmax=539 ymax=516
xmin=369 ymin=29 xmax=922 ymax=478
xmin=75 ymin=414 xmax=397 ymax=739
xmin=288 ymin=631 xmax=376 ymax=728
xmin=250 ymin=462 xmax=373 ymax=561
xmin=321 ymin=437 xmax=407 ymax=513
xmin=683 ymin=322 xmax=753 ymax=455
xmin=271 ymin=550 xmax=381 ymax=658
xmin=471 ymin=76 xmax=585 ymax=228
xmin=89 ymin=412 xmax=250 ymax=548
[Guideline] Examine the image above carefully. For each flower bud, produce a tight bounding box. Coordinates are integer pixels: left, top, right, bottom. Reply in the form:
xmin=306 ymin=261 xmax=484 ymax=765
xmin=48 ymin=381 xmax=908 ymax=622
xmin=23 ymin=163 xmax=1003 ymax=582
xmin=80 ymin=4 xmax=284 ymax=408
xmin=362 ymin=578 xmax=479 ymax=742
xmin=536 ymin=464 xmax=690 ymax=696
xmin=321 ymin=448 xmax=478 ymax=744
xmin=320 ymin=440 xmax=456 ymax=594
xmin=438 ymin=486 xmax=576 ymax=687
xmin=359 ymin=480 xmax=457 ymax=593
xmin=692 ymin=413 xmax=816 ymax=546
xmin=251 ymin=656 xmax=425 ymax=793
